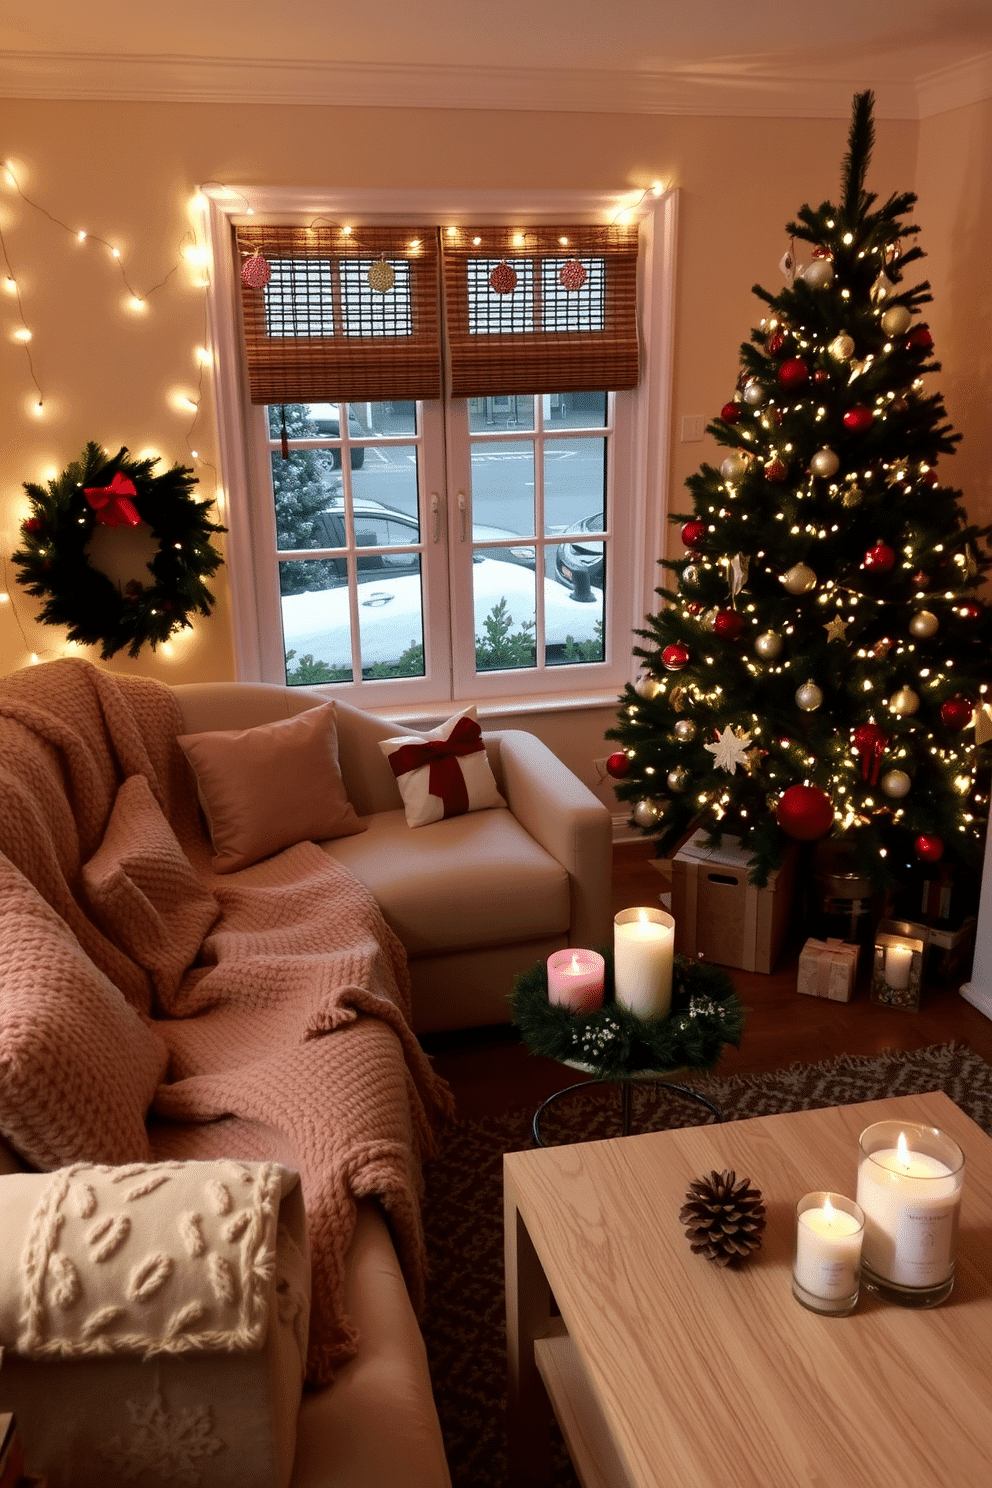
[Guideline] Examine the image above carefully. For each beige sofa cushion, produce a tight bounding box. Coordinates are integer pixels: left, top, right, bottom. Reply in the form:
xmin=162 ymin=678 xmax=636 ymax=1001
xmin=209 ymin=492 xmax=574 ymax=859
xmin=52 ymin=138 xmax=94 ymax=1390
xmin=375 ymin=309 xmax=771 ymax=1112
xmin=322 ymin=806 xmax=570 ymax=957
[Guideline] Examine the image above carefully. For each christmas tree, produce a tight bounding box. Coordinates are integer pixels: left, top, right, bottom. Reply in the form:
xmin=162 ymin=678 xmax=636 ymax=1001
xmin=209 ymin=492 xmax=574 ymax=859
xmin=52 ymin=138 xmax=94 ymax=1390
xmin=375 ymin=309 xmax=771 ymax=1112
xmin=607 ymin=91 xmax=992 ymax=895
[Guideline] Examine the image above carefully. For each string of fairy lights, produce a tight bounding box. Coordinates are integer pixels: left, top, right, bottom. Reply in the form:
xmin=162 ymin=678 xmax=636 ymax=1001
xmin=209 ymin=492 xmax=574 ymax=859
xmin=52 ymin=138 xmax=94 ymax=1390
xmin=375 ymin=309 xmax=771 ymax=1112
xmin=0 ymin=166 xmax=664 ymax=662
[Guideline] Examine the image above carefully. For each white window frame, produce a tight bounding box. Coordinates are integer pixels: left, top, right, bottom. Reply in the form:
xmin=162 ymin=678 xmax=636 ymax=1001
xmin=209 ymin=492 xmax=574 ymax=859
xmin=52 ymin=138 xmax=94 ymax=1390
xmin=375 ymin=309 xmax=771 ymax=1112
xmin=202 ymin=186 xmax=678 ymax=714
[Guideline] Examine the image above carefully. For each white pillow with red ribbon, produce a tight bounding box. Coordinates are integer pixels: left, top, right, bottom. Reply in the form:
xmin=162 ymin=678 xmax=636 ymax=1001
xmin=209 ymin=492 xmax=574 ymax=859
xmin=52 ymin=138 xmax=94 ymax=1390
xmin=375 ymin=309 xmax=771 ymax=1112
xmin=379 ymin=707 xmax=505 ymax=828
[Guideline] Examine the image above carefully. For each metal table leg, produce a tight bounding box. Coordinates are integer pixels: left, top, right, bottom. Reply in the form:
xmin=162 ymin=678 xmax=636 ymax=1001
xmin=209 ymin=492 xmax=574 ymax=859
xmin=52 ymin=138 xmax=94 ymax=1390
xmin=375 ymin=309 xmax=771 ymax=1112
xmin=532 ymin=1077 xmax=722 ymax=1148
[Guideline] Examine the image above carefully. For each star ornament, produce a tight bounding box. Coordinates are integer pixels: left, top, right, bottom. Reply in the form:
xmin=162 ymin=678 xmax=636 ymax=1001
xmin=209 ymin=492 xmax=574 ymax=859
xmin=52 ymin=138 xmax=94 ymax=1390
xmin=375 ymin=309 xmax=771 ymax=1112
xmin=704 ymin=725 xmax=753 ymax=774
xmin=824 ymin=615 xmax=849 ymax=644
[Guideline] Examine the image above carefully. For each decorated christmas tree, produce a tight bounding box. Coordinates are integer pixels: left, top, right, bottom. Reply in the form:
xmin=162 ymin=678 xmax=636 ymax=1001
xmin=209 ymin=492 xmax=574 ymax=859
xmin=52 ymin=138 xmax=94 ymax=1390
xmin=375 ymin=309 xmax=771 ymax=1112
xmin=607 ymin=91 xmax=992 ymax=896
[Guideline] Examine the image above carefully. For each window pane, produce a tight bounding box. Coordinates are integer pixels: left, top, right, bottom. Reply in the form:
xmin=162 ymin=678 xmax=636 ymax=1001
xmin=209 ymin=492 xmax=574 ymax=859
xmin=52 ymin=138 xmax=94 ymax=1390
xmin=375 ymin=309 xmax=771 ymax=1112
xmin=467 ymin=259 xmax=533 ymax=333
xmin=467 ymin=395 xmax=534 ymax=433
xmin=545 ymin=436 xmax=606 ymax=535
xmin=474 ymin=560 xmax=536 ymax=672
xmin=471 ymin=439 xmax=535 ymax=538
xmin=280 ymin=563 xmax=353 ymax=685
xmin=358 ymin=577 xmax=425 ymax=679
xmin=542 ymin=391 xmax=608 ymax=428
xmin=545 ymin=552 xmax=605 ymax=666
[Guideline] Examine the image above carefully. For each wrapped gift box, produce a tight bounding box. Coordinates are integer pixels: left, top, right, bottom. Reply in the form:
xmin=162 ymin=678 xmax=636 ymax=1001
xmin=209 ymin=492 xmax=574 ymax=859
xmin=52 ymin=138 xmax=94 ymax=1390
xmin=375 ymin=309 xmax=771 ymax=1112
xmin=797 ymin=936 xmax=860 ymax=1002
xmin=671 ymin=831 xmax=795 ymax=974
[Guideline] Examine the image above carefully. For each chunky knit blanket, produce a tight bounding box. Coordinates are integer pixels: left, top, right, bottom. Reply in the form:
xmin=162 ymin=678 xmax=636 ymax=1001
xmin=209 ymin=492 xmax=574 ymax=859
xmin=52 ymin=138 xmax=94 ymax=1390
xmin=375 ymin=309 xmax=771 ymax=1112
xmin=0 ymin=658 xmax=453 ymax=1386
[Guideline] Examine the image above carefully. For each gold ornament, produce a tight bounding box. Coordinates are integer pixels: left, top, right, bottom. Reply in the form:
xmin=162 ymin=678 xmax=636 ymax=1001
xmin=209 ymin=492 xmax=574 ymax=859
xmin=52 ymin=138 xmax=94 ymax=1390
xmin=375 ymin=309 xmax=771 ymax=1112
xmin=823 ymin=615 xmax=849 ymax=644
xmin=755 ymin=630 xmax=783 ymax=660
xmin=881 ymin=304 xmax=912 ymax=337
xmin=908 ymin=610 xmax=939 ymax=639
xmin=634 ymin=672 xmax=661 ymax=699
xmin=367 ymin=257 xmax=396 ymax=294
xmin=796 ymin=680 xmax=823 ymax=712
xmin=828 ymin=332 xmax=855 ymax=361
xmin=888 ymin=686 xmax=920 ymax=717
xmin=782 ymin=563 xmax=817 ymax=595
xmin=673 ymin=719 xmax=698 ymax=742
xmin=881 ymin=769 xmax=912 ymax=798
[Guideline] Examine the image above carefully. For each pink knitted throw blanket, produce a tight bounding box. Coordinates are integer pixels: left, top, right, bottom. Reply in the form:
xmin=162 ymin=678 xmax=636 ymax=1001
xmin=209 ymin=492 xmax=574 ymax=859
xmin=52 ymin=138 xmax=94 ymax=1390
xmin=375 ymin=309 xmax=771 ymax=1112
xmin=0 ymin=659 xmax=453 ymax=1385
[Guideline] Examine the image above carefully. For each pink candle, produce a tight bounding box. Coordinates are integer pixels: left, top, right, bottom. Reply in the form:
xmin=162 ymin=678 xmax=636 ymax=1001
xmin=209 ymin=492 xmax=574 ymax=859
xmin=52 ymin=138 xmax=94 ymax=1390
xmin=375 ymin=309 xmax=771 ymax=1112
xmin=547 ymin=949 xmax=605 ymax=1013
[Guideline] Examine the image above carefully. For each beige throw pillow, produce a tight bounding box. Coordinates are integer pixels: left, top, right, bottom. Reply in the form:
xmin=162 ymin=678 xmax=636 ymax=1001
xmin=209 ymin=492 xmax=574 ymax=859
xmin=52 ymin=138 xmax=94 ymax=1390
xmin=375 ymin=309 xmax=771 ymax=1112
xmin=177 ymin=701 xmax=366 ymax=873
xmin=82 ymin=774 xmax=219 ymax=1001
xmin=378 ymin=706 xmax=505 ymax=828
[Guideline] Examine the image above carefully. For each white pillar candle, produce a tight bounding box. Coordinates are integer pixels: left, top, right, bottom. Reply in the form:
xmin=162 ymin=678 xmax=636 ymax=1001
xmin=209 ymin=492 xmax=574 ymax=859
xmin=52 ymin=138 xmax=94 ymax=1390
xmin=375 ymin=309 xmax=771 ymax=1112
xmin=857 ymin=1124 xmax=964 ymax=1293
xmin=793 ymin=1193 xmax=865 ymax=1312
xmin=885 ymin=943 xmax=914 ymax=989
xmin=546 ymin=949 xmax=605 ymax=1014
xmin=613 ymin=908 xmax=675 ymax=1020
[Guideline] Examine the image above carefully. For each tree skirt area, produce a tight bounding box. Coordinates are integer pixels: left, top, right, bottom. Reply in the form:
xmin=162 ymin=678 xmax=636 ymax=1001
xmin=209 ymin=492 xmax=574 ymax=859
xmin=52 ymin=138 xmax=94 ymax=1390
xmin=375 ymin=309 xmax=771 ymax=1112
xmin=420 ymin=1043 xmax=992 ymax=1488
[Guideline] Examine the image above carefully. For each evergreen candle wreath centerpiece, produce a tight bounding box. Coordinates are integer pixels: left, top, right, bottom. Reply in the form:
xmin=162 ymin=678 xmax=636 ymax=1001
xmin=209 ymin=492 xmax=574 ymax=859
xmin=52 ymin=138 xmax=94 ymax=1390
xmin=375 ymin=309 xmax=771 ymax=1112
xmin=11 ymin=442 xmax=226 ymax=659
xmin=509 ymin=951 xmax=744 ymax=1082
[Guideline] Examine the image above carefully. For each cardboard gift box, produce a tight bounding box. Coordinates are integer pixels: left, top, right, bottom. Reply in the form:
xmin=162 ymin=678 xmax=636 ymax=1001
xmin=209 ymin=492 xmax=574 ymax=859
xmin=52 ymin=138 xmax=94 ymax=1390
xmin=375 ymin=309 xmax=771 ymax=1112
xmin=671 ymin=831 xmax=796 ymax=974
xmin=797 ymin=937 xmax=860 ymax=1002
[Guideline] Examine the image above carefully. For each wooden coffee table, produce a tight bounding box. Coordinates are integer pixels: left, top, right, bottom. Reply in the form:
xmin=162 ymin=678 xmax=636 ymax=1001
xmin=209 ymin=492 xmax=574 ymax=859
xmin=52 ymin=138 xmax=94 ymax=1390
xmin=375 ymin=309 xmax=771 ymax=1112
xmin=504 ymin=1090 xmax=992 ymax=1487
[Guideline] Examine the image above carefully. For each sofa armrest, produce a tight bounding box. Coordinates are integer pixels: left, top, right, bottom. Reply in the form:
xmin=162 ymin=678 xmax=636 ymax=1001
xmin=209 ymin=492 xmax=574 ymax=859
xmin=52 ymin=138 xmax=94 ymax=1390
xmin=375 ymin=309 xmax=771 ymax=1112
xmin=487 ymin=730 xmax=612 ymax=951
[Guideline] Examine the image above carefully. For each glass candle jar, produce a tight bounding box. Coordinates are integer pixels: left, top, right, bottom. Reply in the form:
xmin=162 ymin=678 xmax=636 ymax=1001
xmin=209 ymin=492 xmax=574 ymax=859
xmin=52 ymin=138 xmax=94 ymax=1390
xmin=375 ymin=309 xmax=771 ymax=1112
xmin=856 ymin=1121 xmax=965 ymax=1307
xmin=792 ymin=1192 xmax=865 ymax=1316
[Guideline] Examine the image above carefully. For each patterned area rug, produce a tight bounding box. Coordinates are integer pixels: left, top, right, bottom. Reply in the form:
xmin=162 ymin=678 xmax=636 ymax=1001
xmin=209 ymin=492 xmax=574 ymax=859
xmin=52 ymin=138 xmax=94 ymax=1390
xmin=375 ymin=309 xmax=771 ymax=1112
xmin=420 ymin=1042 xmax=992 ymax=1488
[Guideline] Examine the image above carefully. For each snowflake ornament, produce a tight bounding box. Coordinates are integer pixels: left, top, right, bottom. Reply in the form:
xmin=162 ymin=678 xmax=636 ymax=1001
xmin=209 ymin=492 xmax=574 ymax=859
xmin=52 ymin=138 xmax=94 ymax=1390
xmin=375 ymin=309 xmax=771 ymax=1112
xmin=704 ymin=724 xmax=753 ymax=774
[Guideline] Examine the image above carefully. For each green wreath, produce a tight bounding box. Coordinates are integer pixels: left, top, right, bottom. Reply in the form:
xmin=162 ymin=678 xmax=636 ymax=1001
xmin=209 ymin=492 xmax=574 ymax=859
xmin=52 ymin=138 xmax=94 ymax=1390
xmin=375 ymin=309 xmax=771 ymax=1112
xmin=509 ymin=951 xmax=745 ymax=1081
xmin=11 ymin=442 xmax=226 ymax=660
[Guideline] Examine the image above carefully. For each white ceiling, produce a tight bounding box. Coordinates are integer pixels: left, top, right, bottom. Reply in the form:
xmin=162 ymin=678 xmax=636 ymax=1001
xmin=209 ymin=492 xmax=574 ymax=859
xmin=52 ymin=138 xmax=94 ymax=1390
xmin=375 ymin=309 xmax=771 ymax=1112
xmin=2 ymin=0 xmax=991 ymax=116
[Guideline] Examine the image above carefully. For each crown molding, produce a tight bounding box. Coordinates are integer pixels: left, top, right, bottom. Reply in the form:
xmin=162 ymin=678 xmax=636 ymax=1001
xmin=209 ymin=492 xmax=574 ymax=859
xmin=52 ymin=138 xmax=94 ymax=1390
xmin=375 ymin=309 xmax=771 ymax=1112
xmin=0 ymin=48 xmax=989 ymax=118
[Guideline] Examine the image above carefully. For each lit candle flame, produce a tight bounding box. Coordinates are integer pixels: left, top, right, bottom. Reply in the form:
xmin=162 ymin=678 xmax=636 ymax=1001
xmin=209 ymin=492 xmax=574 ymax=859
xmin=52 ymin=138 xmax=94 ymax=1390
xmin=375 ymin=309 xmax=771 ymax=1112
xmin=823 ymin=1194 xmax=835 ymax=1225
xmin=897 ymin=1131 xmax=911 ymax=1169
xmin=569 ymin=954 xmax=582 ymax=975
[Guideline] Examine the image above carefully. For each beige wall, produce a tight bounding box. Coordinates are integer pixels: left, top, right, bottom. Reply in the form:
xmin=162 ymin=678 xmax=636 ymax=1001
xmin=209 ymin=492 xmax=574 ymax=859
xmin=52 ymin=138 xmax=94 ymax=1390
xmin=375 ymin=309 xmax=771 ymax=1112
xmin=1 ymin=95 xmax=983 ymax=793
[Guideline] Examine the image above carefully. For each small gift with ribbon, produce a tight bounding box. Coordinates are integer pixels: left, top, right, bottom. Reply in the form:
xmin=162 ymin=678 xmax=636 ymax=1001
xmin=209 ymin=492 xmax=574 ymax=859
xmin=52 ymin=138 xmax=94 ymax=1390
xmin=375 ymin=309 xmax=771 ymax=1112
xmin=797 ymin=936 xmax=860 ymax=1003
xmin=84 ymin=471 xmax=142 ymax=529
xmin=379 ymin=706 xmax=505 ymax=828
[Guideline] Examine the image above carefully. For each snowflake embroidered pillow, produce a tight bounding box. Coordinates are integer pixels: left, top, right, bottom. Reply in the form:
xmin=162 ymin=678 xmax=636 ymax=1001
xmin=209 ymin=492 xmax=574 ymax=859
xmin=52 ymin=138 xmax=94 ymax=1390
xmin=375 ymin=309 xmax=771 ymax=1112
xmin=378 ymin=707 xmax=505 ymax=829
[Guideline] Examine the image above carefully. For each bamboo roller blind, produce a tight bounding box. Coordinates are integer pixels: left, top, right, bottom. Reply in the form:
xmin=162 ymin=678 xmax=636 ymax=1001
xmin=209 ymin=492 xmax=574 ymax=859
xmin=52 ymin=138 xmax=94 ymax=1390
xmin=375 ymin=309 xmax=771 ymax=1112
xmin=236 ymin=221 xmax=640 ymax=405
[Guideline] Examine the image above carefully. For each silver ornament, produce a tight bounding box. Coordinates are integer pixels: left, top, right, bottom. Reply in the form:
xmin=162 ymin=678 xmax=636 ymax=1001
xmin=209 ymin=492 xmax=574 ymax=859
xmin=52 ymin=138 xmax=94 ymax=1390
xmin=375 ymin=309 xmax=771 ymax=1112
xmin=755 ymin=630 xmax=783 ymax=660
xmin=720 ymin=451 xmax=749 ymax=482
xmin=782 ymin=563 xmax=817 ymax=595
xmin=871 ymin=271 xmax=895 ymax=304
xmin=802 ymin=258 xmax=834 ymax=289
xmin=700 ymin=607 xmax=719 ymax=633
xmin=673 ymin=719 xmax=698 ymax=742
xmin=880 ymin=769 xmax=912 ymax=799
xmin=828 ymin=332 xmax=855 ymax=361
xmin=888 ymin=686 xmax=920 ymax=717
xmin=881 ymin=304 xmax=912 ymax=337
xmin=796 ymin=680 xmax=823 ymax=712
xmin=632 ymin=798 xmax=665 ymax=828
xmin=908 ymin=610 xmax=939 ymax=639
xmin=742 ymin=379 xmax=766 ymax=406
xmin=810 ymin=447 xmax=840 ymax=479
xmin=681 ymin=563 xmax=700 ymax=588
xmin=667 ymin=767 xmax=690 ymax=793
xmin=634 ymin=672 xmax=661 ymax=699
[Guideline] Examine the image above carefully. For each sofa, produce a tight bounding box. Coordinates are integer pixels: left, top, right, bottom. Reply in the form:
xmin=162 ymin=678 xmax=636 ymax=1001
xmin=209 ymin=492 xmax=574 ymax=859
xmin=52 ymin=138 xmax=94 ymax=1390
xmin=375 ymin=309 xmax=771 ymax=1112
xmin=0 ymin=658 xmax=612 ymax=1487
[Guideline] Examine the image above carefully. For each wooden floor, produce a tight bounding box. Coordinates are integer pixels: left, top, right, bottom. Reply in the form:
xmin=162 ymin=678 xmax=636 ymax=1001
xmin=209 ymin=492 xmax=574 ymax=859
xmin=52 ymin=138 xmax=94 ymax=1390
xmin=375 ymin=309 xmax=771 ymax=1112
xmin=425 ymin=841 xmax=992 ymax=1121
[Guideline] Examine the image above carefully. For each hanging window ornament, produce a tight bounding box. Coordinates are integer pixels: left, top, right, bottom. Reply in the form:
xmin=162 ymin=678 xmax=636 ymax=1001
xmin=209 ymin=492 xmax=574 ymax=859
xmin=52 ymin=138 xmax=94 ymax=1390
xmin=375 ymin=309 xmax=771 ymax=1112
xmin=280 ymin=405 xmax=290 ymax=462
xmin=367 ymin=256 xmax=395 ymax=294
xmin=241 ymin=251 xmax=271 ymax=289
xmin=558 ymin=257 xmax=587 ymax=291
xmin=489 ymin=260 xmax=518 ymax=295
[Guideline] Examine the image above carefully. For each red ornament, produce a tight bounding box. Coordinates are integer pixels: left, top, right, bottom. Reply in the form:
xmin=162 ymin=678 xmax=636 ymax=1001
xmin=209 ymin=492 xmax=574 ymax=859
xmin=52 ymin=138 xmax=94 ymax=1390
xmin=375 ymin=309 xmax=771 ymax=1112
xmin=680 ymin=520 xmax=707 ymax=548
xmin=22 ymin=516 xmax=44 ymax=534
xmin=941 ymin=696 xmax=974 ymax=732
xmin=863 ymin=542 xmax=895 ymax=573
xmin=914 ymin=834 xmax=944 ymax=864
xmin=720 ymin=402 xmax=741 ymax=424
xmin=911 ymin=570 xmax=931 ymax=590
xmin=606 ymin=752 xmax=631 ymax=780
xmin=778 ymin=358 xmax=809 ymax=389
xmin=558 ymin=258 xmax=587 ymax=291
xmin=776 ymin=784 xmax=834 ymax=841
xmin=685 ymin=602 xmax=703 ymax=615
xmin=906 ymin=325 xmax=933 ymax=351
xmin=814 ymin=369 xmax=830 ymax=384
xmin=960 ymin=601 xmax=982 ymax=620
xmin=661 ymin=643 xmax=691 ymax=672
xmin=489 ymin=261 xmax=518 ymax=295
xmin=843 ymin=405 xmax=874 ymax=432
xmin=852 ymin=723 xmax=887 ymax=785
xmin=712 ymin=610 xmax=745 ymax=640
xmin=766 ymin=330 xmax=787 ymax=355
xmin=241 ymin=252 xmax=271 ymax=289
xmin=764 ymin=458 xmax=788 ymax=482
xmin=921 ymin=468 xmax=940 ymax=487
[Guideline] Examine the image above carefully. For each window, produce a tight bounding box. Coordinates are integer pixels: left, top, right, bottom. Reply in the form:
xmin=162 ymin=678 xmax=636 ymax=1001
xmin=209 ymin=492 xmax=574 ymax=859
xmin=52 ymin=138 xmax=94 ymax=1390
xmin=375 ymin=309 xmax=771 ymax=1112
xmin=203 ymin=188 xmax=677 ymax=710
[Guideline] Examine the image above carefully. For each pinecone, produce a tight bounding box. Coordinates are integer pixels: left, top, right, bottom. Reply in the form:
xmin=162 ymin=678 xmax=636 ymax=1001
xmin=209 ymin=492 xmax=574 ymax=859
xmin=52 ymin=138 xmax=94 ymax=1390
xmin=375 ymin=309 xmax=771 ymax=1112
xmin=679 ymin=1168 xmax=766 ymax=1267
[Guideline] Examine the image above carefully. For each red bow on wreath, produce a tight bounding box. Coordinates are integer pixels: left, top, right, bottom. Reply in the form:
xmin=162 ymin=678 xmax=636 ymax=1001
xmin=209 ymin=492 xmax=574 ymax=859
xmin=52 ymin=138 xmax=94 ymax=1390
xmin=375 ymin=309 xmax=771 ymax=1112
xmin=387 ymin=716 xmax=485 ymax=817
xmin=84 ymin=472 xmax=141 ymax=529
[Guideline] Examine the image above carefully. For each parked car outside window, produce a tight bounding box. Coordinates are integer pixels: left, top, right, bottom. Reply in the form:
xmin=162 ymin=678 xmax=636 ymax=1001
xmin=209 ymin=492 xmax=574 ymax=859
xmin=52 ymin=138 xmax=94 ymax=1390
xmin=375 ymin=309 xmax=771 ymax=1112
xmin=312 ymin=498 xmax=536 ymax=585
xmin=309 ymin=404 xmax=367 ymax=468
xmin=553 ymin=511 xmax=605 ymax=593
